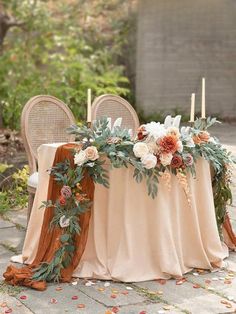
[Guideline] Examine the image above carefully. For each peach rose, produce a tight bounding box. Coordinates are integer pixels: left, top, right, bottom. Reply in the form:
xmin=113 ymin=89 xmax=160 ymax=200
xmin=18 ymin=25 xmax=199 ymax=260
xmin=133 ymin=142 xmax=149 ymax=158
xmin=159 ymin=135 xmax=178 ymax=154
xmin=84 ymin=146 xmax=99 ymax=161
xmin=160 ymin=153 xmax=173 ymax=166
xmin=193 ymin=131 xmax=210 ymax=144
xmin=141 ymin=154 xmax=157 ymax=169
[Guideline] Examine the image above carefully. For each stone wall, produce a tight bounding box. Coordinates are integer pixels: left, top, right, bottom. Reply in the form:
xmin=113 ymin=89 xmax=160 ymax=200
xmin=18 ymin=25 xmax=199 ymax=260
xmin=136 ymin=0 xmax=236 ymax=118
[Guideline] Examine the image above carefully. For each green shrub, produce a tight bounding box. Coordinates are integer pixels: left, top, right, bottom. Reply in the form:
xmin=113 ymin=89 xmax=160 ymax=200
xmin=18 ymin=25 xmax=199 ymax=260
xmin=0 ymin=165 xmax=29 ymax=214
xmin=0 ymin=0 xmax=134 ymax=129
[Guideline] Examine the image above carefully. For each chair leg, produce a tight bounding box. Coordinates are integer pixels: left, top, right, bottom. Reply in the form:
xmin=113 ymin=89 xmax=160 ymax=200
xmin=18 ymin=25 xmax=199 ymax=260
xmin=27 ymin=192 xmax=35 ymax=224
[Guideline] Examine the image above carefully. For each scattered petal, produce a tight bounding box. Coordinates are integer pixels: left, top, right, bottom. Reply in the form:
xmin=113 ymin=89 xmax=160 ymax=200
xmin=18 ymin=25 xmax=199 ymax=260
xmin=193 ymin=272 xmax=199 ymax=276
xmin=139 ymin=311 xmax=147 ymax=314
xmin=72 ymin=296 xmax=79 ymax=300
xmin=77 ymin=304 xmax=85 ymax=309
xmin=19 ymin=295 xmax=27 ymax=300
xmin=98 ymin=287 xmax=105 ymax=292
xmin=50 ymin=298 xmax=58 ymax=304
xmin=224 ymin=280 xmax=232 ymax=284
xmin=85 ymin=282 xmax=93 ymax=287
xmin=221 ymin=300 xmax=228 ymax=305
xmin=227 ymin=296 xmax=234 ymax=301
xmin=157 ymin=311 xmax=165 ymax=314
xmin=56 ymin=286 xmax=63 ymax=291
xmin=226 ymin=304 xmax=232 ymax=308
xmin=104 ymin=282 xmax=110 ymax=287
xmin=156 ymin=279 xmax=166 ymax=285
xmin=112 ymin=289 xmax=119 ymax=294
xmin=205 ymin=280 xmax=211 ymax=284
xmin=1 ymin=303 xmax=7 ymax=308
xmin=193 ymin=284 xmax=201 ymax=289
xmin=212 ymin=277 xmax=219 ymax=281
xmin=163 ymin=305 xmax=173 ymax=310
xmin=105 ymin=311 xmax=112 ymax=314
xmin=126 ymin=286 xmax=133 ymax=290
xmin=157 ymin=290 xmax=163 ymax=295
xmin=121 ymin=291 xmax=129 ymax=295
xmin=72 ymin=281 xmax=78 ymax=286
xmin=110 ymin=294 xmax=117 ymax=299
xmin=112 ymin=306 xmax=119 ymax=313
xmin=16 ymin=303 xmax=22 ymax=307
xmin=5 ymin=309 xmax=12 ymax=314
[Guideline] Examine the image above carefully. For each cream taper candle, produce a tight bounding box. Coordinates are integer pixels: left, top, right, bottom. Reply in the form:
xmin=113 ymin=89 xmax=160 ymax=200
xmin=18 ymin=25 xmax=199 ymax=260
xmin=87 ymin=88 xmax=92 ymax=123
xmin=201 ymin=78 xmax=206 ymax=119
xmin=190 ymin=93 xmax=195 ymax=122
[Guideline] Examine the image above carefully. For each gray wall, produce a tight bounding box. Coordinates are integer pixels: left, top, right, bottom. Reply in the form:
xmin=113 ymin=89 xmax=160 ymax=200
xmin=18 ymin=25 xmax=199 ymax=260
xmin=136 ymin=0 xmax=236 ymax=118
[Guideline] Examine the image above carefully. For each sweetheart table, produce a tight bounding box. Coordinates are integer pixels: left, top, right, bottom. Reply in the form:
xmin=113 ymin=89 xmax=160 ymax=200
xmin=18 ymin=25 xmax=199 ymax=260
xmin=18 ymin=142 xmax=228 ymax=282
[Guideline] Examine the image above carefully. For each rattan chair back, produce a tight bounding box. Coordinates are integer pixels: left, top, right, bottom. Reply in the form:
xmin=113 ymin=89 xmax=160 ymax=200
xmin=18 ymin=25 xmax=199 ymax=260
xmin=91 ymin=94 xmax=139 ymax=133
xmin=21 ymin=95 xmax=76 ymax=174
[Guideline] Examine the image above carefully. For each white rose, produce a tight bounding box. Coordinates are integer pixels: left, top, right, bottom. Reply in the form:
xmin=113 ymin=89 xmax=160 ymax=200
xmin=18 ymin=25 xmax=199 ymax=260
xmin=74 ymin=150 xmax=87 ymax=166
xmin=84 ymin=146 xmax=99 ymax=161
xmin=176 ymin=140 xmax=183 ymax=153
xmin=141 ymin=154 xmax=157 ymax=169
xmin=133 ymin=142 xmax=149 ymax=158
xmin=160 ymin=153 xmax=173 ymax=166
xmin=59 ymin=215 xmax=70 ymax=228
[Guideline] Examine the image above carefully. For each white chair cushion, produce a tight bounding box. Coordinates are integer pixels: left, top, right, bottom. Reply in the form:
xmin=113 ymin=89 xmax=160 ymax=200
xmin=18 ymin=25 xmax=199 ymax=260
xmin=27 ymin=172 xmax=38 ymax=189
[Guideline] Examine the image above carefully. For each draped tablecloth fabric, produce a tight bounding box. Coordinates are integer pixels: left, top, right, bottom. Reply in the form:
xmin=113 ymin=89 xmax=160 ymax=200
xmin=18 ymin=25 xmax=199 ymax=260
xmin=20 ymin=143 xmax=228 ymax=282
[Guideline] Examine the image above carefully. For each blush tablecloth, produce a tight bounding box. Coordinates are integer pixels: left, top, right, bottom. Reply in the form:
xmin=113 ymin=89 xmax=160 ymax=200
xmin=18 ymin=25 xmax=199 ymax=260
xmin=18 ymin=143 xmax=228 ymax=282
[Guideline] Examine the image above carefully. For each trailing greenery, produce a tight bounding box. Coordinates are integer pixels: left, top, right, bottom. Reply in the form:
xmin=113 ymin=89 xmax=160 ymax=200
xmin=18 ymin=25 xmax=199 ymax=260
xmin=191 ymin=118 xmax=235 ymax=234
xmin=0 ymin=0 xmax=135 ymax=129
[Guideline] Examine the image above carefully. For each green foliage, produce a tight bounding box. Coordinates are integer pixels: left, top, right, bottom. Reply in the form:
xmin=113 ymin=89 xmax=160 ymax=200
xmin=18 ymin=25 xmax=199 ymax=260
xmin=0 ymin=165 xmax=29 ymax=214
xmin=0 ymin=0 xmax=133 ymax=129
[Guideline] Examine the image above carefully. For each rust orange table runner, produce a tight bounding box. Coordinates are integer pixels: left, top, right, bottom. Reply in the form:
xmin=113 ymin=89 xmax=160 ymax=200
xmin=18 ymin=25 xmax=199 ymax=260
xmin=3 ymin=143 xmax=94 ymax=291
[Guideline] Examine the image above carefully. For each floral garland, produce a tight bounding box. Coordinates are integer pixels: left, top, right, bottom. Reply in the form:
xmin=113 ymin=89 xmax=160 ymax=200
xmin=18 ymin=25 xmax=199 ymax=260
xmin=33 ymin=117 xmax=235 ymax=282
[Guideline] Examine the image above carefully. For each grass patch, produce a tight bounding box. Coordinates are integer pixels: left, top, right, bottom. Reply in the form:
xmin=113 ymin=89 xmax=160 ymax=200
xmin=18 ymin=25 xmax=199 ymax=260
xmin=0 ymin=280 xmax=24 ymax=296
